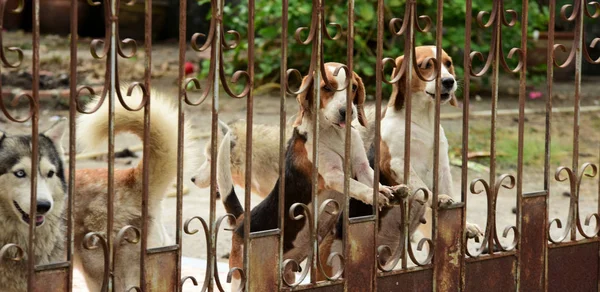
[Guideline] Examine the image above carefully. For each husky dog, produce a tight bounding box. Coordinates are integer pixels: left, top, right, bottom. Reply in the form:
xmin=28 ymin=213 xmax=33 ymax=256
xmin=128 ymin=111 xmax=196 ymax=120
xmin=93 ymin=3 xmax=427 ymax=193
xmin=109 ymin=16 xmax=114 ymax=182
xmin=0 ymin=120 xmax=67 ymax=292
xmin=73 ymin=90 xmax=195 ymax=291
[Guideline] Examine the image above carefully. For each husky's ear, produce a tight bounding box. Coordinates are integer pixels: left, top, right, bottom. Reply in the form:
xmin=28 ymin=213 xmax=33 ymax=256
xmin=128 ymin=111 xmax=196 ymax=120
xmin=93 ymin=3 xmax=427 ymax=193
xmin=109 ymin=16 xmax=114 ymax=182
xmin=43 ymin=118 xmax=67 ymax=154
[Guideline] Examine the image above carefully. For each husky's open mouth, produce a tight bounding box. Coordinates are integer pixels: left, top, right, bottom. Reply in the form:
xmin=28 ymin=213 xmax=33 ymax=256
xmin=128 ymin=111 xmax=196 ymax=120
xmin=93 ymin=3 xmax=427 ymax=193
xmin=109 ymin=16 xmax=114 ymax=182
xmin=13 ymin=201 xmax=45 ymax=226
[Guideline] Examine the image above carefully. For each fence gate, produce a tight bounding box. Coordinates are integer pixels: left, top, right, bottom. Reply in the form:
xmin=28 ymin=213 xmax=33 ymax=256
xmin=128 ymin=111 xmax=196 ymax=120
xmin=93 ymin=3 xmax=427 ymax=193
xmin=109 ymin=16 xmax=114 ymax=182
xmin=0 ymin=0 xmax=599 ymax=291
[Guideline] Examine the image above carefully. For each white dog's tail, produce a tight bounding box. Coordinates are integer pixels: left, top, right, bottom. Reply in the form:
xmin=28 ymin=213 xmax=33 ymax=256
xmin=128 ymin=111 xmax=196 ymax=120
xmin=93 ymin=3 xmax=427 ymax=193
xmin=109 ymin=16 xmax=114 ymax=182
xmin=216 ymin=125 xmax=244 ymax=224
xmin=77 ymin=89 xmax=192 ymax=201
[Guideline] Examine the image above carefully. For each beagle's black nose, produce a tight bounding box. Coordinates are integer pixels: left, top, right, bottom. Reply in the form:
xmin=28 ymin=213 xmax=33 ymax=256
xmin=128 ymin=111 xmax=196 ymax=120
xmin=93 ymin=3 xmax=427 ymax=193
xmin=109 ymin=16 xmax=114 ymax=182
xmin=339 ymin=108 xmax=346 ymax=120
xmin=36 ymin=200 xmax=52 ymax=214
xmin=441 ymin=77 xmax=455 ymax=89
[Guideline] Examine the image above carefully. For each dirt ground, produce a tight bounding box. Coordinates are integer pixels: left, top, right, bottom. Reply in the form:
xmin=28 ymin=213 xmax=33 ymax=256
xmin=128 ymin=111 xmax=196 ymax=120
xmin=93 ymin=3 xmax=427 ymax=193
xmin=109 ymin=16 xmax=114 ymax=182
xmin=1 ymin=31 xmax=600 ymax=274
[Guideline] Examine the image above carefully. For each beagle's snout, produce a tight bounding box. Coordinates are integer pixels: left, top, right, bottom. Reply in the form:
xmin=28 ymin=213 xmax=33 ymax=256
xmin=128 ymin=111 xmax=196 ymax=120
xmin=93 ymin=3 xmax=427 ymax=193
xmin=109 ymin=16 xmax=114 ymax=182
xmin=36 ymin=200 xmax=52 ymax=214
xmin=441 ymin=77 xmax=455 ymax=89
xmin=339 ymin=108 xmax=347 ymax=121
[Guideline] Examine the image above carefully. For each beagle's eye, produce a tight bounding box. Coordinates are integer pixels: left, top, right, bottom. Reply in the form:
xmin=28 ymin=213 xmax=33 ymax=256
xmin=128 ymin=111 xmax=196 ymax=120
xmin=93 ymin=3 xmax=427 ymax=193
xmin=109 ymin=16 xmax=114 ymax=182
xmin=352 ymin=84 xmax=357 ymax=92
xmin=14 ymin=170 xmax=26 ymax=178
xmin=47 ymin=170 xmax=55 ymax=178
xmin=323 ymin=86 xmax=334 ymax=93
xmin=445 ymin=61 xmax=452 ymax=68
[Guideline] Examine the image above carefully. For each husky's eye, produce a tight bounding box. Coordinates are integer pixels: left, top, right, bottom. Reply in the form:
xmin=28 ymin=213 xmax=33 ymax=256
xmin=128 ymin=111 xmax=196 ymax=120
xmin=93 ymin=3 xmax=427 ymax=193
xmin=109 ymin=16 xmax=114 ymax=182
xmin=13 ymin=170 xmax=26 ymax=178
xmin=47 ymin=170 xmax=55 ymax=178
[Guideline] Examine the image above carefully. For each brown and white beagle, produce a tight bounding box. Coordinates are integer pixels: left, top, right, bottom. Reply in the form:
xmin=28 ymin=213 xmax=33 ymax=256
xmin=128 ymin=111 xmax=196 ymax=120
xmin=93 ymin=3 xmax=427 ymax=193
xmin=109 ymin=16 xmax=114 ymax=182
xmin=224 ymin=63 xmax=404 ymax=289
xmin=322 ymin=47 xmax=483 ymax=271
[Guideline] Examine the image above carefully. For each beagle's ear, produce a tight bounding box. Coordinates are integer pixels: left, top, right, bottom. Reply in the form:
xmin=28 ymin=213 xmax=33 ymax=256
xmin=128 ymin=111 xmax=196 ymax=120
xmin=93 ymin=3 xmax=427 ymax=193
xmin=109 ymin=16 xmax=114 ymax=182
xmin=389 ymin=55 xmax=406 ymax=111
xmin=293 ymin=75 xmax=313 ymax=127
xmin=352 ymin=71 xmax=367 ymax=127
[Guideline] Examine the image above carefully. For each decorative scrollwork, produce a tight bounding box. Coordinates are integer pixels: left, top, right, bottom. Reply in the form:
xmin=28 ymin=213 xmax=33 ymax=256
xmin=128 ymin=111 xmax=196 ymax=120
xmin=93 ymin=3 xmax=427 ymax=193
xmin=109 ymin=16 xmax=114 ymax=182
xmin=377 ymin=188 xmax=431 ymax=271
xmin=113 ymin=225 xmax=141 ymax=290
xmin=83 ymin=232 xmax=110 ymax=292
xmin=549 ymin=163 xmax=599 ymax=243
xmin=77 ymin=0 xmax=147 ymax=116
xmin=469 ymin=0 xmax=524 ymax=76
xmin=184 ymin=216 xmax=211 ymax=292
xmin=226 ymin=267 xmax=246 ymax=292
xmin=284 ymin=0 xmax=348 ymax=97
xmin=184 ymin=0 xmax=252 ymax=106
xmin=213 ymin=214 xmax=237 ymax=292
xmin=466 ymin=174 xmax=518 ymax=258
xmin=0 ymin=243 xmax=24 ymax=264
xmin=552 ymin=1 xmax=600 ymax=67
xmin=382 ymin=1 xmax=441 ymax=87
xmin=316 ymin=199 xmax=344 ymax=281
xmin=282 ymin=203 xmax=313 ymax=287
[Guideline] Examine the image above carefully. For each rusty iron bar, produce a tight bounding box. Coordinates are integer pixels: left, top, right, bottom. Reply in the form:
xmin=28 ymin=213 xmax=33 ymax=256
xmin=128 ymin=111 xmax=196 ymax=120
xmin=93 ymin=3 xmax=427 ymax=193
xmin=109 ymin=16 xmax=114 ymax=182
xmin=243 ymin=0 xmax=255 ymax=288
xmin=107 ymin=0 xmax=117 ymax=288
xmin=431 ymin=0 xmax=443 ymax=288
xmin=460 ymin=0 xmax=473 ymax=287
xmin=140 ymin=0 xmax=153 ymax=290
xmin=176 ymin=0 xmax=187 ymax=288
xmin=278 ymin=0 xmax=288 ymax=289
xmin=310 ymin=0 xmax=323 ymax=283
xmin=515 ymin=0 xmax=529 ymax=288
xmin=373 ymin=0 xmax=383 ymax=286
xmin=27 ymin=0 xmax=40 ymax=289
xmin=342 ymin=0 xmax=354 ymax=289
xmin=543 ymin=0 xmax=556 ymax=287
xmin=68 ymin=0 xmax=78 ymax=290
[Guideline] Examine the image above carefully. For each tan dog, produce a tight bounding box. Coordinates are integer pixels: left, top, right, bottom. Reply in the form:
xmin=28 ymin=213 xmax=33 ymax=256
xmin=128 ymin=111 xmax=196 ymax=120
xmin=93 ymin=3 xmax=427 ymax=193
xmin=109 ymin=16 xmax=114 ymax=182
xmin=191 ymin=120 xmax=291 ymax=200
xmin=225 ymin=63 xmax=406 ymax=290
xmin=73 ymin=90 xmax=195 ymax=291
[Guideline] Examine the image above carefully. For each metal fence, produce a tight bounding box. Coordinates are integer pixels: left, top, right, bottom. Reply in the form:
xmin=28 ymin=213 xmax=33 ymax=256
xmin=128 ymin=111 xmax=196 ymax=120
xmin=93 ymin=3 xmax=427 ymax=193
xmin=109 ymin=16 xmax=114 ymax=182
xmin=0 ymin=0 xmax=599 ymax=291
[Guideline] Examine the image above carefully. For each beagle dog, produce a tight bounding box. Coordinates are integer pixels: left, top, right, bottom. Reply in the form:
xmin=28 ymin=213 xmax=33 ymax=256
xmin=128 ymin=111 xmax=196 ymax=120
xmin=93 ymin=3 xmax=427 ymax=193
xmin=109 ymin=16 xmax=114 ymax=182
xmin=322 ymin=46 xmax=483 ymax=271
xmin=191 ymin=120 xmax=289 ymax=199
xmin=224 ymin=63 xmax=405 ymax=290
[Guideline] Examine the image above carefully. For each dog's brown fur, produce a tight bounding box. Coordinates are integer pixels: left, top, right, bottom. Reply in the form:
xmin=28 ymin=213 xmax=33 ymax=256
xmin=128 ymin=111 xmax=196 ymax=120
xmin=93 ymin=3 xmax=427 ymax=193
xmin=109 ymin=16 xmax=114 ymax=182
xmin=73 ymin=90 xmax=195 ymax=291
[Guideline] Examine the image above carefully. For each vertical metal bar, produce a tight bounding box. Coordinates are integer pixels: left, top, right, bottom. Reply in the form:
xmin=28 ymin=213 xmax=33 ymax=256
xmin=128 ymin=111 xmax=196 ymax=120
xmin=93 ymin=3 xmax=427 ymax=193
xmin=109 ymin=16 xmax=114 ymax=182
xmin=68 ymin=0 xmax=78 ymax=290
xmin=27 ymin=0 xmax=40 ymax=289
xmin=176 ymin=0 xmax=187 ymax=289
xmin=373 ymin=0 xmax=384 ymax=283
xmin=278 ymin=0 xmax=288 ymax=288
xmin=140 ymin=0 xmax=153 ymax=289
xmin=568 ymin=0 xmax=584 ymax=243
xmin=543 ymin=0 xmax=555 ymax=288
xmin=108 ymin=0 xmax=118 ymax=288
xmin=431 ymin=0 xmax=443 ymax=288
xmin=208 ymin=0 xmax=223 ymax=289
xmin=488 ymin=0 xmax=501 ymax=255
xmin=343 ymin=0 xmax=354 ymax=289
xmin=401 ymin=1 xmax=415 ymax=270
xmin=460 ymin=0 xmax=473 ymax=289
xmin=243 ymin=0 xmax=255 ymax=288
xmin=515 ymin=0 xmax=529 ymax=289
xmin=310 ymin=0 xmax=322 ymax=283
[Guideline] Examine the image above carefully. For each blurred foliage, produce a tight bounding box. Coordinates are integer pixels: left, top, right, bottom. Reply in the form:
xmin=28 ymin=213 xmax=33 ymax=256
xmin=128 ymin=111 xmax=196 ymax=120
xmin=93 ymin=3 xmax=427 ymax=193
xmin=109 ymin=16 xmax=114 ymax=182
xmin=197 ymin=0 xmax=550 ymax=97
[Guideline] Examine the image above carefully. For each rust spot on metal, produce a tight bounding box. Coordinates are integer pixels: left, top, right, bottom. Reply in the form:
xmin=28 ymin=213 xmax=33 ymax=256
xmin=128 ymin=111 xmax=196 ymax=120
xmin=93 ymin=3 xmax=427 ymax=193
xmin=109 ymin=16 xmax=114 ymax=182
xmin=145 ymin=251 xmax=178 ymax=291
xmin=249 ymin=235 xmax=280 ymax=291
xmin=33 ymin=269 xmax=68 ymax=292
xmin=519 ymin=195 xmax=547 ymax=291
xmin=465 ymin=255 xmax=516 ymax=292
xmin=378 ymin=269 xmax=433 ymax=292
xmin=346 ymin=221 xmax=375 ymax=292
xmin=434 ymin=207 xmax=463 ymax=292
xmin=548 ymin=242 xmax=599 ymax=292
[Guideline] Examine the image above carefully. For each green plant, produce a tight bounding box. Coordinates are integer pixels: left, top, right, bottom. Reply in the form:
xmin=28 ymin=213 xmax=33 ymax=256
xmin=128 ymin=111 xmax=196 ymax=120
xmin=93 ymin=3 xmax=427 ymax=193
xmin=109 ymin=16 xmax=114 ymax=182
xmin=197 ymin=0 xmax=549 ymax=96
